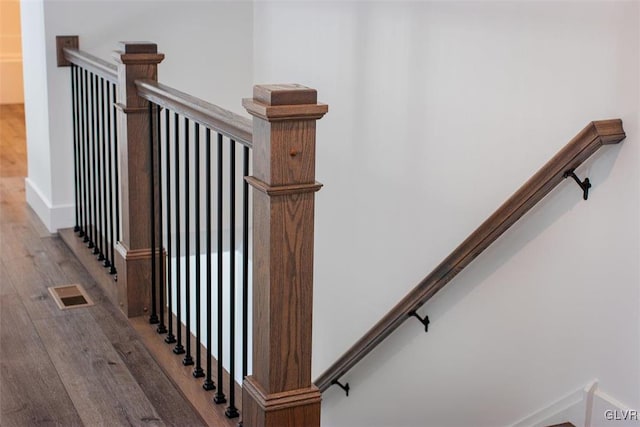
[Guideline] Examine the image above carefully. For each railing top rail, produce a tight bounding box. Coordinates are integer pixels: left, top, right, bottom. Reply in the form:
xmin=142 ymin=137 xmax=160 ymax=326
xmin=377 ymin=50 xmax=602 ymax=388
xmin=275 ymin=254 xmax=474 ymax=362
xmin=63 ymin=47 xmax=118 ymax=83
xmin=314 ymin=119 xmax=626 ymax=393
xmin=135 ymin=79 xmax=253 ymax=148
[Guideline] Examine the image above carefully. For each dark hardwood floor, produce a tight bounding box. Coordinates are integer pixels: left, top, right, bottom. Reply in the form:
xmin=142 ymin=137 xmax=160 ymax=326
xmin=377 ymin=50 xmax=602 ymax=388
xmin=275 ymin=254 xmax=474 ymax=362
xmin=0 ymin=104 xmax=205 ymax=426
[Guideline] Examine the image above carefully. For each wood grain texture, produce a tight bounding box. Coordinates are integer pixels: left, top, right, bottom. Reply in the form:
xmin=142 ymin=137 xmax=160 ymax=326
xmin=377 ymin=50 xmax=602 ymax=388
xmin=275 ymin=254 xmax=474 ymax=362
xmin=114 ymin=242 xmax=155 ymax=317
xmin=242 ymin=99 xmax=328 ymax=122
xmin=46 ymin=235 xmax=205 ymax=427
xmin=131 ymin=315 xmax=240 ymax=427
xmin=1 ymin=294 xmax=84 ymax=426
xmin=56 ymin=35 xmax=79 ymax=67
xmin=242 ymin=377 xmax=321 ymax=427
xmin=113 ymin=43 xmax=164 ymax=111
xmin=0 ymin=105 xmax=27 ymax=177
xmin=0 ymin=103 xmax=202 ymax=426
xmin=33 ymin=311 xmax=166 ymax=426
xmin=135 ymin=79 xmax=252 ymax=147
xmin=62 ymin=47 xmax=118 ymax=83
xmin=112 ymin=42 xmax=164 ymax=317
xmin=243 ymin=84 xmax=327 ymax=427
xmin=253 ymin=84 xmax=317 ymax=106
xmin=315 ymin=119 xmax=626 ymax=392
xmin=59 ymin=227 xmax=119 ymax=311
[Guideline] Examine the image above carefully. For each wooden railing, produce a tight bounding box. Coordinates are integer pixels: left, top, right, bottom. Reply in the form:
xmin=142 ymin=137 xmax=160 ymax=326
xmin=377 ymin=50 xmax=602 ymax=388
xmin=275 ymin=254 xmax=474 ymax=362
xmin=135 ymin=80 xmax=252 ymax=145
xmin=57 ymin=36 xmax=327 ymax=427
xmin=55 ymin=33 xmax=625 ymax=427
xmin=315 ymin=119 xmax=626 ymax=392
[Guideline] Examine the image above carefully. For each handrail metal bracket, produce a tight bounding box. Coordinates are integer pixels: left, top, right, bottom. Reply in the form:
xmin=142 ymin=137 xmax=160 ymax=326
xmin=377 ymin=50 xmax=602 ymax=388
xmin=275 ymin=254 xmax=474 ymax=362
xmin=331 ymin=379 xmax=350 ymax=396
xmin=563 ymin=169 xmax=591 ymax=200
xmin=409 ymin=311 xmax=430 ymax=333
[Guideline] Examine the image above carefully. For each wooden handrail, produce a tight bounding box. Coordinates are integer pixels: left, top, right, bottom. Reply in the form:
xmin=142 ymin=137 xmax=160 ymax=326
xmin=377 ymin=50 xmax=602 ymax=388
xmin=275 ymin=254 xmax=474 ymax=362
xmin=135 ymin=79 xmax=253 ymax=148
xmin=315 ymin=119 xmax=626 ymax=393
xmin=62 ymin=47 xmax=118 ymax=83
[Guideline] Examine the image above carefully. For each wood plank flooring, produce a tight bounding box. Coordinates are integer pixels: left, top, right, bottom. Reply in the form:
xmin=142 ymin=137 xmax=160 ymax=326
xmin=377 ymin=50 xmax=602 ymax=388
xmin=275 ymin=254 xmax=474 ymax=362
xmin=0 ymin=105 xmax=27 ymax=178
xmin=0 ymin=104 xmax=205 ymax=426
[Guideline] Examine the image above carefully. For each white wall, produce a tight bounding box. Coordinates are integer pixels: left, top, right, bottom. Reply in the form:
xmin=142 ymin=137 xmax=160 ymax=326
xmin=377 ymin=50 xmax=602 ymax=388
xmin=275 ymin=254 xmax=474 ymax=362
xmin=22 ymin=0 xmax=52 ymax=221
xmin=21 ymin=0 xmax=253 ymax=232
xmin=253 ymin=2 xmax=639 ymax=426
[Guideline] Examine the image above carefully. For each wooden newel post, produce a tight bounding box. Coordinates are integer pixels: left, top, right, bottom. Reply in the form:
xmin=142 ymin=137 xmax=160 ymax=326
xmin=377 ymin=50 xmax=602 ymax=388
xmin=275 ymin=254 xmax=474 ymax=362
xmin=113 ymin=42 xmax=164 ymax=317
xmin=242 ymin=85 xmax=328 ymax=427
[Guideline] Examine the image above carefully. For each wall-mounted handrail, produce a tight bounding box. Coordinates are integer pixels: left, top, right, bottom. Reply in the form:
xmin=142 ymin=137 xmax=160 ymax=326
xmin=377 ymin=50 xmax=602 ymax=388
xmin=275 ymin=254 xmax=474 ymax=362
xmin=135 ymin=79 xmax=252 ymax=148
xmin=315 ymin=119 xmax=626 ymax=393
xmin=63 ymin=47 xmax=118 ymax=84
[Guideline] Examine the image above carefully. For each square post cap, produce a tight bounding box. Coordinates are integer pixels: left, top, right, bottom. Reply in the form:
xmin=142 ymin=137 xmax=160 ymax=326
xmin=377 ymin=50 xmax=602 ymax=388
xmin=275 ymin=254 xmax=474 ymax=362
xmin=243 ymin=84 xmax=328 ymax=121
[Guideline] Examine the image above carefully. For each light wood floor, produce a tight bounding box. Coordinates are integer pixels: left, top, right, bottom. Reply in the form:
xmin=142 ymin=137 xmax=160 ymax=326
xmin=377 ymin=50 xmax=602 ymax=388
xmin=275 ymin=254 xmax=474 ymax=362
xmin=0 ymin=104 xmax=205 ymax=426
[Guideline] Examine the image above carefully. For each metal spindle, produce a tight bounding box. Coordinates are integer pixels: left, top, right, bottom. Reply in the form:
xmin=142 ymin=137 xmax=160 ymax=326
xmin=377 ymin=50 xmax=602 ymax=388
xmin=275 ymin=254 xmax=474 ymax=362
xmin=226 ymin=141 xmax=239 ymax=418
xmin=203 ymin=128 xmax=215 ymax=391
xmin=157 ymin=106 xmax=167 ymax=334
xmin=193 ymin=123 xmax=204 ymax=377
xmin=106 ymin=82 xmax=115 ymax=273
xmin=97 ymin=77 xmax=106 ymax=263
xmin=78 ymin=67 xmax=87 ymax=239
xmin=165 ymin=108 xmax=176 ymax=344
xmin=183 ymin=117 xmax=194 ymax=366
xmin=111 ymin=83 xmax=119 ymax=274
xmin=242 ymin=145 xmax=250 ymax=380
xmin=71 ymin=65 xmax=80 ymax=233
xmin=214 ymin=132 xmax=226 ymax=404
xmin=90 ymin=74 xmax=99 ymax=254
xmin=149 ymin=102 xmax=159 ymax=325
xmin=173 ymin=112 xmax=185 ymax=355
xmin=82 ymin=70 xmax=93 ymax=247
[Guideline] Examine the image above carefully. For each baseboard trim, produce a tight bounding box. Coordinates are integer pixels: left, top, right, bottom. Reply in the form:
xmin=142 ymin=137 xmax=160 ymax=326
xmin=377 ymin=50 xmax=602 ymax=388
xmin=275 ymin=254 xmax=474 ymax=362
xmin=513 ymin=384 xmax=588 ymax=427
xmin=512 ymin=380 xmax=635 ymax=427
xmin=25 ymin=178 xmax=74 ymax=232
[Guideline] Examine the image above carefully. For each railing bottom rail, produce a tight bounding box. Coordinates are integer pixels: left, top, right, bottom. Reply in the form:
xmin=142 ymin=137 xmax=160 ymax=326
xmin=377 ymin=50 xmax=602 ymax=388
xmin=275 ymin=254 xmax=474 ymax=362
xmin=130 ymin=315 xmax=242 ymax=427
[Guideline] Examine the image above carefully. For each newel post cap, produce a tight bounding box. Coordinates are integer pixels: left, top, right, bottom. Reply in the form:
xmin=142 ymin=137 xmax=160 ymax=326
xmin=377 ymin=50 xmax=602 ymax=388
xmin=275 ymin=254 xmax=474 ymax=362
xmin=243 ymin=84 xmax=328 ymax=121
xmin=112 ymin=41 xmax=164 ymax=64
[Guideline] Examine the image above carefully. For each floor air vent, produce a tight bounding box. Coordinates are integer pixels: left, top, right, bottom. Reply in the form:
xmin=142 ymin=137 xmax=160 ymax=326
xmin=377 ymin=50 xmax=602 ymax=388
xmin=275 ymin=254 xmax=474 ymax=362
xmin=48 ymin=284 xmax=94 ymax=310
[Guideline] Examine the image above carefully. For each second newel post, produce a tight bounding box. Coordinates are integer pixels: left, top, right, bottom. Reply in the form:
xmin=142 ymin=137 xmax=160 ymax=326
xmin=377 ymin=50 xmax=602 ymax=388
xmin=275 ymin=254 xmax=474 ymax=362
xmin=242 ymin=84 xmax=328 ymax=427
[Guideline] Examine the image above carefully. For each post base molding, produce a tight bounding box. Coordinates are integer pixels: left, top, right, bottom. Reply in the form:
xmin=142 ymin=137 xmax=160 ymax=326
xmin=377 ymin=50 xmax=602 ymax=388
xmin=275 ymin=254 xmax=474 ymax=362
xmin=114 ymin=242 xmax=153 ymax=318
xmin=242 ymin=376 xmax=321 ymax=427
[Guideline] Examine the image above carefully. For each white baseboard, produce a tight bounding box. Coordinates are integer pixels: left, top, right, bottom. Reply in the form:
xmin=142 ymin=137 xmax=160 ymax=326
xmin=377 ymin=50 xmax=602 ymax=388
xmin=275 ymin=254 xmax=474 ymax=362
xmin=512 ymin=380 xmax=636 ymax=427
xmin=512 ymin=383 xmax=588 ymax=427
xmin=591 ymin=388 xmax=638 ymax=427
xmin=25 ymin=178 xmax=74 ymax=233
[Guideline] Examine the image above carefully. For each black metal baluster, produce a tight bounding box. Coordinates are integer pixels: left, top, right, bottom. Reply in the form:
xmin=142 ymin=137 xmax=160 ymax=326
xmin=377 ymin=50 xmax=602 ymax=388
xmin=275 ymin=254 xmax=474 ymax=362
xmin=226 ymin=141 xmax=239 ymax=418
xmin=111 ymin=83 xmax=119 ymax=275
xmin=183 ymin=117 xmax=194 ymax=366
xmin=165 ymin=108 xmax=176 ymax=344
xmin=149 ymin=102 xmax=159 ymax=325
xmin=90 ymin=74 xmax=99 ymax=255
xmin=173 ymin=112 xmax=185 ymax=355
xmin=97 ymin=77 xmax=106 ymax=263
xmin=157 ymin=106 xmax=167 ymax=334
xmin=203 ymin=128 xmax=215 ymax=391
xmin=84 ymin=69 xmax=92 ymax=245
xmin=214 ymin=133 xmax=226 ymax=405
xmin=106 ymin=82 xmax=115 ymax=273
xmin=193 ymin=123 xmax=204 ymax=377
xmin=71 ymin=65 xmax=80 ymax=233
xmin=242 ymin=145 xmax=250 ymax=380
xmin=78 ymin=67 xmax=87 ymax=240
xmin=101 ymin=78 xmax=110 ymax=268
